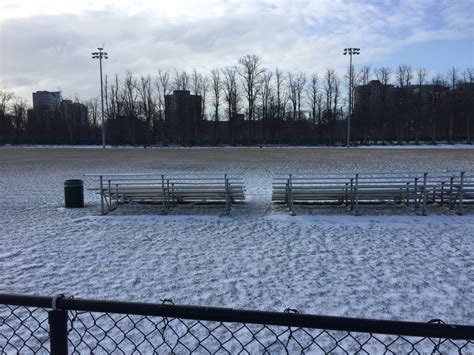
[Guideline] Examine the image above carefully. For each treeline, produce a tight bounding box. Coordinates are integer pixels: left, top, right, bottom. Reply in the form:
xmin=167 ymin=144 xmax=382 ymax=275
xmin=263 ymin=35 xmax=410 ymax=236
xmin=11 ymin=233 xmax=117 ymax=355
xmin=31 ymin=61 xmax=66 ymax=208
xmin=353 ymin=66 xmax=473 ymax=144
xmin=0 ymin=54 xmax=472 ymax=145
xmin=0 ymin=91 xmax=101 ymax=145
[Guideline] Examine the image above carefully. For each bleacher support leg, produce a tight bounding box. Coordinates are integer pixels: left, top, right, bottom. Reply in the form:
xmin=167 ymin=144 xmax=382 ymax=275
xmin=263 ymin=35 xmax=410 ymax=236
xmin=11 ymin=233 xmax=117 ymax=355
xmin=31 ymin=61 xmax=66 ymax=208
xmin=414 ymin=177 xmax=419 ymax=211
xmin=115 ymin=184 xmax=119 ymax=209
xmin=349 ymin=178 xmax=354 ymax=211
xmin=161 ymin=175 xmax=166 ymax=213
xmin=406 ymin=182 xmax=410 ymax=206
xmin=458 ymin=172 xmax=464 ymax=215
xmin=440 ymin=182 xmax=445 ymax=205
xmin=107 ymin=179 xmax=112 ymax=212
xmin=289 ymin=174 xmax=295 ymax=216
xmin=225 ymin=174 xmax=230 ymax=214
xmin=344 ymin=183 xmax=349 ymax=207
xmin=354 ymin=174 xmax=359 ymax=215
xmin=422 ymin=173 xmax=428 ymax=216
xmin=100 ymin=175 xmax=104 ymax=215
xmin=449 ymin=177 xmax=454 ymax=210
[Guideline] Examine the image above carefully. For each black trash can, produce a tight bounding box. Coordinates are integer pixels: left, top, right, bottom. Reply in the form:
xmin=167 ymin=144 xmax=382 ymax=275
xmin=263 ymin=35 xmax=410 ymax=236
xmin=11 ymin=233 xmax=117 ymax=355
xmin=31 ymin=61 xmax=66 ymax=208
xmin=64 ymin=179 xmax=84 ymax=208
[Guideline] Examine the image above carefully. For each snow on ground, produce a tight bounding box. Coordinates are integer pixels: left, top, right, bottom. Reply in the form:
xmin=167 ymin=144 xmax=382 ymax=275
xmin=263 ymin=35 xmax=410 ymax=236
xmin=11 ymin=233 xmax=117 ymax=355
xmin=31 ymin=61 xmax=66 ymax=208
xmin=0 ymin=147 xmax=473 ymax=325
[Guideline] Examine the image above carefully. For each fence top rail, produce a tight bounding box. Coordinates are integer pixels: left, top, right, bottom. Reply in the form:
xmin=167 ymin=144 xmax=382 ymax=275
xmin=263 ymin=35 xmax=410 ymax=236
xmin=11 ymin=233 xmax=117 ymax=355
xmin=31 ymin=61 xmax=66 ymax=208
xmin=0 ymin=293 xmax=472 ymax=341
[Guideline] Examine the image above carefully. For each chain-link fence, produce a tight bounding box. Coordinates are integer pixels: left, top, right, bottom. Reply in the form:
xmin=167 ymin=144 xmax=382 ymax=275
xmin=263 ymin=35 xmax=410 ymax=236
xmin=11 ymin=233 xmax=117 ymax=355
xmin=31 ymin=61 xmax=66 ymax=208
xmin=0 ymin=304 xmax=50 ymax=353
xmin=1 ymin=293 xmax=473 ymax=354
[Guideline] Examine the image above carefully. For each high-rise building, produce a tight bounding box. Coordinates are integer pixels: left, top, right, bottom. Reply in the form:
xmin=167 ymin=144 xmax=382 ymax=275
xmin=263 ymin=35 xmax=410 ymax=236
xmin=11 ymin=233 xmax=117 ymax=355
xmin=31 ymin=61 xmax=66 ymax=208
xmin=61 ymin=100 xmax=89 ymax=143
xmin=28 ymin=91 xmax=90 ymax=143
xmin=165 ymin=90 xmax=202 ymax=144
xmin=32 ymin=91 xmax=62 ymax=111
xmin=354 ymin=80 xmax=396 ymax=108
xmin=61 ymin=100 xmax=88 ymax=125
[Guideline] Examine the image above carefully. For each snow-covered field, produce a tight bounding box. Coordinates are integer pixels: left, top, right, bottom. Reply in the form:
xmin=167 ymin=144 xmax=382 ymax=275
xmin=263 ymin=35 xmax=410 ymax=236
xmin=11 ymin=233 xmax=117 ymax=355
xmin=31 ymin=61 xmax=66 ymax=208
xmin=0 ymin=147 xmax=473 ymax=324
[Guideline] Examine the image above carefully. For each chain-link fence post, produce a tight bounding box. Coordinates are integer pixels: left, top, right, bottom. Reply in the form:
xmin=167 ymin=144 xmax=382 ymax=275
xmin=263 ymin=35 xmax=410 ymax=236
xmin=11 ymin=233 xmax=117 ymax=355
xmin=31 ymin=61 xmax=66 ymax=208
xmin=48 ymin=309 xmax=68 ymax=355
xmin=48 ymin=295 xmax=68 ymax=355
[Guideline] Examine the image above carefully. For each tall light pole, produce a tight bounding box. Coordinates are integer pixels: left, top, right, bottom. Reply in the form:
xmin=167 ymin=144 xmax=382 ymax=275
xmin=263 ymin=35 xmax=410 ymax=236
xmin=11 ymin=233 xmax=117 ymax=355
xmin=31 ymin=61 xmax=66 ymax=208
xmin=92 ymin=47 xmax=108 ymax=149
xmin=343 ymin=48 xmax=360 ymax=148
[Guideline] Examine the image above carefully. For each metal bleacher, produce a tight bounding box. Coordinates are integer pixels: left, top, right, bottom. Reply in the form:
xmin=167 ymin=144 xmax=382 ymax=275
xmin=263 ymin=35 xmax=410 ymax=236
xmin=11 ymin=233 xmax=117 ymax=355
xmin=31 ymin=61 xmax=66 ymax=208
xmin=272 ymin=171 xmax=473 ymax=215
xmin=84 ymin=171 xmax=472 ymax=216
xmin=85 ymin=173 xmax=245 ymax=215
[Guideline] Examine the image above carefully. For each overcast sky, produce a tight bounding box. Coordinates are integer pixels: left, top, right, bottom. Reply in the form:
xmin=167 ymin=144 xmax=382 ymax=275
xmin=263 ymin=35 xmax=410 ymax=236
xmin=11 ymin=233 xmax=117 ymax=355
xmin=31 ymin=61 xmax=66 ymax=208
xmin=1 ymin=0 xmax=473 ymax=104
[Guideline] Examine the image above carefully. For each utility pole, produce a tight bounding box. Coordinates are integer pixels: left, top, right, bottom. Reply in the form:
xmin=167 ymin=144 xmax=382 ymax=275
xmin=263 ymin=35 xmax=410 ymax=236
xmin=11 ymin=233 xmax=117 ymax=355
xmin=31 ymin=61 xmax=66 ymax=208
xmin=343 ymin=48 xmax=360 ymax=148
xmin=92 ymin=47 xmax=108 ymax=148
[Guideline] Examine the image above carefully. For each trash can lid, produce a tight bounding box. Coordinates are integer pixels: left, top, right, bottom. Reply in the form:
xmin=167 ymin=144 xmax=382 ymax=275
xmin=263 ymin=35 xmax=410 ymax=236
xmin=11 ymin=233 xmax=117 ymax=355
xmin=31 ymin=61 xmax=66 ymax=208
xmin=64 ymin=179 xmax=84 ymax=186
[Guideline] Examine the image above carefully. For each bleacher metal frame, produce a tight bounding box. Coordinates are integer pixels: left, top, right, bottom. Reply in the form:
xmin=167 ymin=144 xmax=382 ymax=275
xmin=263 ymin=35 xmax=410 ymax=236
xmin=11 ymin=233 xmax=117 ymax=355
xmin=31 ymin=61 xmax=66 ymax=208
xmin=272 ymin=171 xmax=474 ymax=215
xmin=85 ymin=173 xmax=245 ymax=215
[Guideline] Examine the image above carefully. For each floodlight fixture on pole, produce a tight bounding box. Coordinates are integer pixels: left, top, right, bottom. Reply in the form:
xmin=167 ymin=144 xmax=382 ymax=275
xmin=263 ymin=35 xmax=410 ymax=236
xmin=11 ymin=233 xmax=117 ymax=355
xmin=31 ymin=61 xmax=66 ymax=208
xmin=92 ymin=47 xmax=108 ymax=149
xmin=343 ymin=47 xmax=360 ymax=148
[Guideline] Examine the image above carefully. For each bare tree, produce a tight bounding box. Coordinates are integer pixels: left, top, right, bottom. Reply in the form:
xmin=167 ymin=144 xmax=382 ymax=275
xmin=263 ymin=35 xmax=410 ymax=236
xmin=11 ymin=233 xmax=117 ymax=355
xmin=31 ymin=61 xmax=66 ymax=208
xmin=375 ymin=67 xmax=391 ymax=85
xmin=108 ymin=74 xmax=123 ymax=123
xmin=192 ymin=70 xmax=209 ymax=118
xmin=0 ymin=87 xmax=14 ymax=142
xmin=307 ymin=73 xmax=319 ymax=127
xmin=210 ymin=69 xmax=221 ymax=142
xmin=191 ymin=69 xmax=201 ymax=96
xmin=447 ymin=67 xmax=458 ymax=143
xmin=222 ymin=66 xmax=240 ymax=144
xmin=123 ymin=70 xmax=139 ymax=145
xmin=86 ymin=98 xmax=99 ymax=127
xmin=174 ymin=70 xmax=189 ymax=91
xmin=375 ymin=67 xmax=391 ymax=143
xmin=287 ymin=72 xmax=306 ymax=121
xmin=307 ymin=73 xmax=324 ymax=144
xmin=288 ymin=72 xmax=298 ymax=121
xmin=108 ymin=77 xmax=116 ymax=121
xmin=274 ymin=68 xmax=285 ymax=142
xmin=430 ymin=74 xmax=447 ymax=144
xmin=12 ymin=97 xmax=28 ymax=143
xmin=189 ymin=69 xmax=208 ymax=143
xmin=86 ymin=97 xmax=100 ymax=143
xmin=357 ymin=66 xmax=371 ymax=143
xmin=396 ymin=64 xmax=413 ymax=143
xmin=237 ymin=54 xmax=265 ymax=143
xmin=138 ymin=74 xmax=156 ymax=146
xmin=414 ymin=68 xmax=428 ymax=144
xmin=260 ymin=71 xmax=273 ymax=142
xmin=0 ymin=87 xmax=14 ymax=117
xmin=397 ymin=65 xmax=412 ymax=87
xmin=324 ymin=69 xmax=335 ymax=144
xmin=462 ymin=68 xmax=474 ymax=143
xmin=323 ymin=69 xmax=341 ymax=144
xmin=296 ymin=73 xmax=306 ymax=120
xmin=200 ymin=75 xmax=209 ymax=142
xmin=104 ymin=75 xmax=109 ymax=119
xmin=156 ymin=69 xmax=170 ymax=142
xmin=333 ymin=75 xmax=341 ymax=144
xmin=315 ymin=92 xmax=324 ymax=143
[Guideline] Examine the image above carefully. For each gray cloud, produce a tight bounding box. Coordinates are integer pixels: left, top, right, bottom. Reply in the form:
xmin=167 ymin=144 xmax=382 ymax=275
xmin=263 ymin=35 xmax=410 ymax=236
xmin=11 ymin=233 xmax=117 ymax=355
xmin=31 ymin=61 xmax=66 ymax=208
xmin=0 ymin=0 xmax=472 ymax=103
